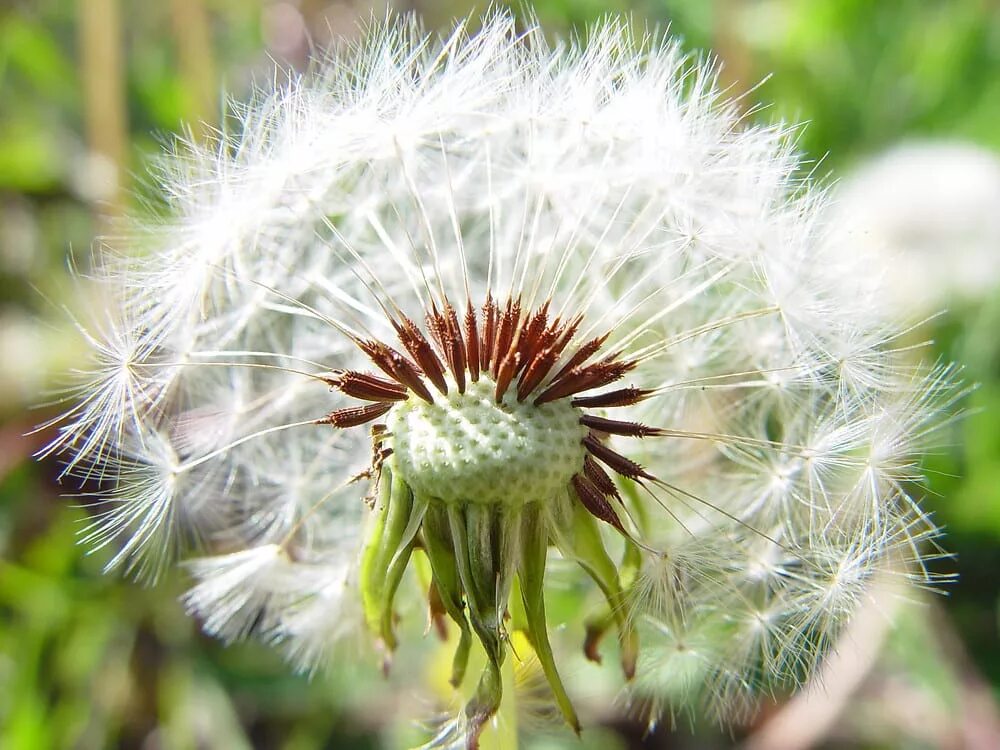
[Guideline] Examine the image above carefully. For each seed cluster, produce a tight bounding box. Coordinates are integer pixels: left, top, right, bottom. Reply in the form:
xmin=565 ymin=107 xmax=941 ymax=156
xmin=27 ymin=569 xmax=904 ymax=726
xmin=316 ymin=292 xmax=665 ymax=524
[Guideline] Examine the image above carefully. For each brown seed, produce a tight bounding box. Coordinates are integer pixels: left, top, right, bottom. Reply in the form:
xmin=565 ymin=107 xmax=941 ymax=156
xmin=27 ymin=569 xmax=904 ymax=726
xmin=550 ymin=313 xmax=584 ymax=361
xmin=571 ymin=473 xmax=627 ymax=534
xmin=551 ymin=333 xmax=608 ymax=383
xmin=356 ymin=339 xmax=434 ymax=403
xmin=424 ymin=303 xmax=447 ymax=349
xmin=580 ymin=414 xmax=663 ymax=438
xmin=491 ymin=297 xmax=521 ymax=379
xmin=514 ymin=301 xmax=550 ymax=375
xmin=396 ymin=316 xmax=449 ymax=395
xmin=326 ymin=370 xmax=408 ymax=402
xmin=571 ymin=387 xmax=652 ymax=409
xmin=583 ymin=454 xmax=622 ymax=501
xmin=535 ymin=357 xmax=637 ymax=404
xmin=583 ymin=433 xmax=655 ymax=481
xmin=464 ymin=300 xmax=480 ymax=383
xmin=444 ymin=302 xmax=467 ymax=393
xmin=316 ymin=401 xmax=394 ymax=428
xmin=494 ymin=351 xmax=520 ymax=401
xmin=516 ymin=346 xmax=560 ymax=401
xmin=481 ymin=293 xmax=498 ymax=372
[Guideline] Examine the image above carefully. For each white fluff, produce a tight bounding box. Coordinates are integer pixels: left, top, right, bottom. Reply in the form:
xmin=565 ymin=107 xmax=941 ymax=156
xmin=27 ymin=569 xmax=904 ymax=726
xmin=47 ymin=9 xmax=956 ymax=730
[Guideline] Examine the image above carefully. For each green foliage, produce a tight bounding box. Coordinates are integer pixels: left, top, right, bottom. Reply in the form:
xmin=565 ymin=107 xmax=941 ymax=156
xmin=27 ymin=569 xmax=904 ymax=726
xmin=740 ymin=0 xmax=1000 ymax=165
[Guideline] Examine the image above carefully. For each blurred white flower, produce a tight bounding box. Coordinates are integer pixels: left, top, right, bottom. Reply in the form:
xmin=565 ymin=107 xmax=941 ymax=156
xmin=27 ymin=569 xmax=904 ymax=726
xmin=43 ymin=10 xmax=957 ymax=747
xmin=830 ymin=140 xmax=1000 ymax=313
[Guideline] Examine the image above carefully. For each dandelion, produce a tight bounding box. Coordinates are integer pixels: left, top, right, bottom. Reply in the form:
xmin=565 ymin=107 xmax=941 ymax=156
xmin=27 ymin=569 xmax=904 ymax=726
xmin=45 ymin=10 xmax=957 ymax=748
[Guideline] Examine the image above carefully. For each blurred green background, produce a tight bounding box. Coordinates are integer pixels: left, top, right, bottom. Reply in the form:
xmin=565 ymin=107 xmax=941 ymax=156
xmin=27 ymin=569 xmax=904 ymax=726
xmin=2 ymin=1 xmax=999 ymax=748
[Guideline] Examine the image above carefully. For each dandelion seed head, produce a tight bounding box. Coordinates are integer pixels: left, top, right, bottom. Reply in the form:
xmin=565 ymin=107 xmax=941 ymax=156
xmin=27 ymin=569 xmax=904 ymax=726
xmin=44 ymin=8 xmax=959 ymax=744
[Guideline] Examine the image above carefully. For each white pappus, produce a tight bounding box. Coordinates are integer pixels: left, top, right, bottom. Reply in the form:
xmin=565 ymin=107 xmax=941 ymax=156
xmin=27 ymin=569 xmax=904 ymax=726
xmin=41 ymin=9 xmax=959 ymax=748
